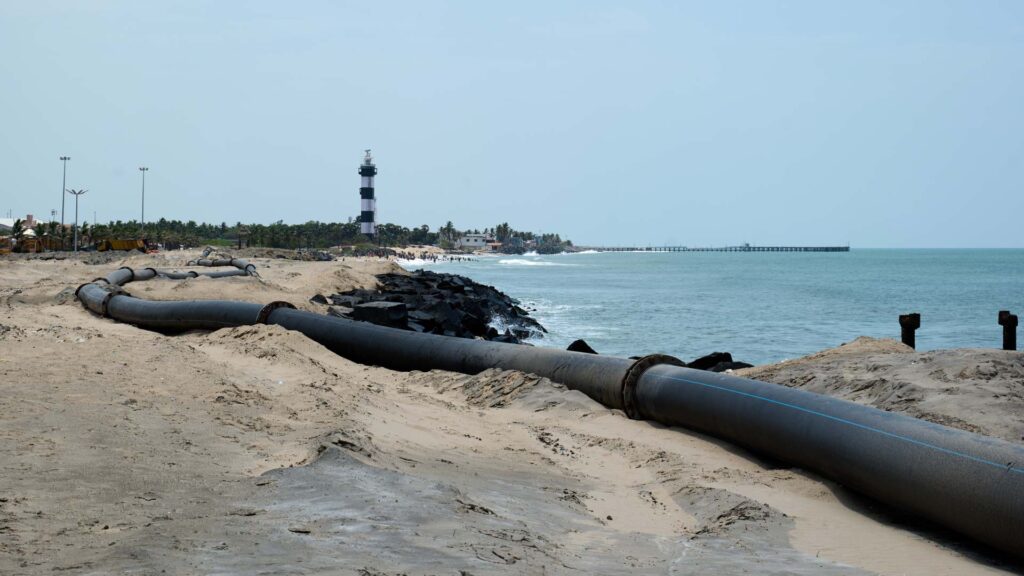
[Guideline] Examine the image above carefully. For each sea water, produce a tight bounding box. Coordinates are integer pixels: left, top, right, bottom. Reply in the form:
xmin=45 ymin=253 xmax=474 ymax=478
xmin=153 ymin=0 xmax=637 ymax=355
xmin=398 ymin=250 xmax=1024 ymax=365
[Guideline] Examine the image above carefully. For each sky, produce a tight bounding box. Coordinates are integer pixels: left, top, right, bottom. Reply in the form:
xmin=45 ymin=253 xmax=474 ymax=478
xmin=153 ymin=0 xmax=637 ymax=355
xmin=1 ymin=1 xmax=1022 ymax=247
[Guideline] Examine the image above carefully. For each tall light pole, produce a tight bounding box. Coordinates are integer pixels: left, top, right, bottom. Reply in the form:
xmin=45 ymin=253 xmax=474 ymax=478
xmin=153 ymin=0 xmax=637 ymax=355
xmin=50 ymin=209 xmax=57 ymax=252
xmin=138 ymin=166 xmax=148 ymax=231
xmin=59 ymin=156 xmax=70 ymax=249
xmin=67 ymin=189 xmax=87 ymax=252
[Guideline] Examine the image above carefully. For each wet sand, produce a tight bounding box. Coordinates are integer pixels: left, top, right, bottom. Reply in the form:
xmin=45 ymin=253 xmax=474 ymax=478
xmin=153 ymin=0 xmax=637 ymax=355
xmin=0 ymin=252 xmax=1019 ymax=574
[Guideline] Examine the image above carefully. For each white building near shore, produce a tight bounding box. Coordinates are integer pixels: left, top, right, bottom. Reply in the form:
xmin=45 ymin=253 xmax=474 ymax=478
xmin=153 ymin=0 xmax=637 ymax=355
xmin=455 ymin=233 xmax=494 ymax=251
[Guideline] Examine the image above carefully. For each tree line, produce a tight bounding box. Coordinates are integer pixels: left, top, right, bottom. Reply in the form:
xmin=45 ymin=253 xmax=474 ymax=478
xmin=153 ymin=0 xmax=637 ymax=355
xmin=6 ymin=217 xmax=573 ymax=253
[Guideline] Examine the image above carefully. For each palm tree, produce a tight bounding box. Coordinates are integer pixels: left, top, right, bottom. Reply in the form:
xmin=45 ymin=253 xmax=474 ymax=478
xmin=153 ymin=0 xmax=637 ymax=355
xmin=79 ymin=222 xmax=91 ymax=246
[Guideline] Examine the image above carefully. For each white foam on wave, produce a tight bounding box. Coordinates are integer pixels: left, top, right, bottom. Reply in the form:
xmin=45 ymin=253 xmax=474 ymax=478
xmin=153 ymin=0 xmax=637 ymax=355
xmin=498 ymin=259 xmax=570 ymax=267
xmin=522 ymin=251 xmax=539 ymax=257
xmin=395 ymin=258 xmax=438 ymax=269
xmin=521 ymin=299 xmax=611 ymax=346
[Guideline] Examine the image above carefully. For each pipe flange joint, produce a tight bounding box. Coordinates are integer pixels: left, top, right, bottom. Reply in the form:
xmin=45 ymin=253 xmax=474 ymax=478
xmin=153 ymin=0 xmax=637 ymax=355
xmin=97 ymin=291 xmax=116 ymax=316
xmin=188 ymin=271 xmax=199 ymax=278
xmin=142 ymin=267 xmax=158 ymax=276
xmin=114 ymin=266 xmax=135 ymax=284
xmin=74 ymin=282 xmax=97 ymax=299
xmin=257 ymin=301 xmax=295 ymax=324
xmin=75 ymin=282 xmax=119 ymax=317
xmin=622 ymin=354 xmax=685 ymax=420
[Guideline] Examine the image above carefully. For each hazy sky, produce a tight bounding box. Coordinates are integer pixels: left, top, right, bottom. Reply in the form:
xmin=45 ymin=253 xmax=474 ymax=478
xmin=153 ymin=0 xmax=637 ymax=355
xmin=2 ymin=1 xmax=1022 ymax=247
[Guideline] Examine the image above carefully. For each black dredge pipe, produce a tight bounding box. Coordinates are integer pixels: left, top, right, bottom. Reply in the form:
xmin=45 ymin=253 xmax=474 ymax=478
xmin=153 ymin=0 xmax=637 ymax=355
xmin=188 ymin=257 xmax=257 ymax=275
xmin=634 ymin=365 xmax=1024 ymax=558
xmin=265 ymin=307 xmax=635 ymax=409
xmin=74 ymin=265 xmax=1024 ymax=558
xmin=248 ymin=312 xmax=1024 ymax=558
xmin=106 ymin=297 xmax=268 ymax=331
xmin=76 ymin=262 xmax=260 ymax=320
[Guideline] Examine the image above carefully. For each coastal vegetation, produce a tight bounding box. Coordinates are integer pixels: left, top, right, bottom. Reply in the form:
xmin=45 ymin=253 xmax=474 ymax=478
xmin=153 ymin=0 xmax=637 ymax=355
xmin=9 ymin=217 xmax=573 ymax=253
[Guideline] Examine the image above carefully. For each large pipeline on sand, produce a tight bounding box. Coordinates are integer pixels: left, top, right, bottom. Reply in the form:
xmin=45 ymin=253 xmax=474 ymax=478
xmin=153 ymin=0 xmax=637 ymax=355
xmin=75 ymin=262 xmax=1024 ymax=558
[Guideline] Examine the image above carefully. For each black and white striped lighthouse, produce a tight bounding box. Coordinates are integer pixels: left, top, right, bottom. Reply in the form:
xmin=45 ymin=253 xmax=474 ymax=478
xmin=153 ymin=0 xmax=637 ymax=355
xmin=359 ymin=149 xmax=377 ymax=239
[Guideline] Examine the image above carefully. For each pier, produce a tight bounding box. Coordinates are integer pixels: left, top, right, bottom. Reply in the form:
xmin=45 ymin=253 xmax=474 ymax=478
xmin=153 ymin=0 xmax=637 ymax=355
xmin=581 ymin=244 xmax=849 ymax=253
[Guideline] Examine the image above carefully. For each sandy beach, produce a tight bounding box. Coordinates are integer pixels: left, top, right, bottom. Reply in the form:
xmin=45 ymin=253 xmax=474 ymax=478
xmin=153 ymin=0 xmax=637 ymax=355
xmin=0 ymin=252 xmax=1020 ymax=574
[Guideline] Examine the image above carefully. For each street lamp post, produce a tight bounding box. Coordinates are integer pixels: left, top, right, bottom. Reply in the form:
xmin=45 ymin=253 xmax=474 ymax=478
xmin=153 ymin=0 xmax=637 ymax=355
xmin=60 ymin=156 xmax=70 ymax=249
xmin=139 ymin=166 xmax=148 ymax=231
xmin=66 ymin=189 xmax=87 ymax=252
xmin=50 ymin=209 xmax=57 ymax=252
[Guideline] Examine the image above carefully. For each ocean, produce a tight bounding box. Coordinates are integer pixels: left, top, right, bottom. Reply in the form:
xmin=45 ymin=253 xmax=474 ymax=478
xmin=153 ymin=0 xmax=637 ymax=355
xmin=399 ymin=249 xmax=1024 ymax=365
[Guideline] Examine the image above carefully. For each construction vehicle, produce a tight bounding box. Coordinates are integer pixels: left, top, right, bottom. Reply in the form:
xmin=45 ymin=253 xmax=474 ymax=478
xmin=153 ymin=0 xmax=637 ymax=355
xmin=1 ymin=235 xmax=60 ymax=253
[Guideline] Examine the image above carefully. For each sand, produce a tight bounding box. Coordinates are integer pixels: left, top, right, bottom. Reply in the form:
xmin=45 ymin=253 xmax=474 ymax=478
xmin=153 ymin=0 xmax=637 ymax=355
xmin=0 ymin=252 xmax=1020 ymax=574
xmin=737 ymin=336 xmax=1024 ymax=444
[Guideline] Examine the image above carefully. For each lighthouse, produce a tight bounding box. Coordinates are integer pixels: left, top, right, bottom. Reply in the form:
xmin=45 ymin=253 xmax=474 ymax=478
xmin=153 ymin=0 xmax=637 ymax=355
xmin=359 ymin=149 xmax=377 ymax=239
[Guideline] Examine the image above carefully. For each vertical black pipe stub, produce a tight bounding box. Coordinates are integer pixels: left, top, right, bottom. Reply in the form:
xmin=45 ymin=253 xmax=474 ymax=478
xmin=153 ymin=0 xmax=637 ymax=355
xmin=899 ymin=313 xmax=920 ymax=349
xmin=621 ymin=354 xmax=685 ymax=419
xmin=999 ymin=311 xmax=1018 ymax=351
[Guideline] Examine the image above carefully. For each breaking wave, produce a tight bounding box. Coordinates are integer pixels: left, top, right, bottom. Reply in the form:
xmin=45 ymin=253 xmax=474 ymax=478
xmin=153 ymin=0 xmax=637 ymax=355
xmin=395 ymin=258 xmax=437 ymax=269
xmin=497 ymin=259 xmax=571 ymax=267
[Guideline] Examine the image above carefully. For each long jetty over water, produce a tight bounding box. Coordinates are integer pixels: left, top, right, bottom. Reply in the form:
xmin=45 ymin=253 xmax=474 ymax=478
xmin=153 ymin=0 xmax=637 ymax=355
xmin=582 ymin=245 xmax=850 ymax=253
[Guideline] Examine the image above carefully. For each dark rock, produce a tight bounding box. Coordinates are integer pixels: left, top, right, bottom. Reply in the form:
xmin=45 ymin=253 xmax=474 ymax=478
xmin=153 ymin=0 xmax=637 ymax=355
xmin=510 ymin=327 xmax=534 ymax=340
xmin=330 ymin=294 xmax=365 ymax=308
xmin=309 ymin=294 xmax=329 ymax=305
xmin=352 ymin=301 xmax=408 ymax=327
xmin=688 ymin=352 xmax=733 ymax=371
xmin=708 ymin=361 xmax=754 ymax=373
xmin=327 ymin=306 xmax=352 ymax=318
xmin=567 ymin=339 xmax=598 ymax=354
xmin=323 ymin=271 xmax=547 ymax=345
xmin=460 ymin=313 xmax=488 ymax=336
xmin=408 ymin=310 xmax=435 ymax=323
xmin=424 ymin=301 xmax=461 ymax=330
xmin=686 ymin=352 xmax=753 ymax=372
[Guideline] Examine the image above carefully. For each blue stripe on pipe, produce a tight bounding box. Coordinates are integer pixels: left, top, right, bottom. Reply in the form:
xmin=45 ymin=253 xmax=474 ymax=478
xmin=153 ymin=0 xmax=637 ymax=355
xmin=653 ymin=373 xmax=1024 ymax=475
